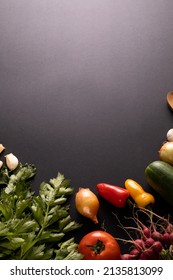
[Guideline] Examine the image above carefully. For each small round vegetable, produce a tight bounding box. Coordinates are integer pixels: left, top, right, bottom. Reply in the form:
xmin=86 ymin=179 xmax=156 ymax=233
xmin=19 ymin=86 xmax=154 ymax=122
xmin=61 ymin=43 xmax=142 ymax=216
xmin=167 ymin=128 xmax=173 ymax=142
xmin=75 ymin=188 xmax=99 ymax=223
xmin=145 ymin=238 xmax=155 ymax=248
xmin=130 ymin=248 xmax=139 ymax=255
xmin=151 ymin=231 xmax=163 ymax=242
xmin=162 ymin=232 xmax=170 ymax=247
xmin=152 ymin=241 xmax=163 ymax=253
xmin=139 ymin=252 xmax=149 ymax=260
xmin=130 ymin=248 xmax=140 ymax=257
xmin=140 ymin=248 xmax=157 ymax=260
xmin=134 ymin=239 xmax=145 ymax=251
xmin=78 ymin=230 xmax=121 ymax=260
xmin=143 ymin=227 xmax=151 ymax=238
xmin=121 ymin=254 xmax=135 ymax=260
xmin=159 ymin=142 xmax=173 ymax=165
xmin=145 ymin=248 xmax=155 ymax=257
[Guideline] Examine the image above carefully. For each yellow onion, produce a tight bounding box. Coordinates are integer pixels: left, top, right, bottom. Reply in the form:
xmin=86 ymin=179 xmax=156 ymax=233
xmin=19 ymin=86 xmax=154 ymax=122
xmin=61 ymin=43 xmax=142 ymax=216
xmin=75 ymin=188 xmax=99 ymax=224
xmin=159 ymin=142 xmax=173 ymax=165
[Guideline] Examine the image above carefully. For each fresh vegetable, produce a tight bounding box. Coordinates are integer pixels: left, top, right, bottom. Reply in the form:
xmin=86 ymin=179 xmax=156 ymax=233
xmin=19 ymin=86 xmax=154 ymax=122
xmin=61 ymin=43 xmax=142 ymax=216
xmin=5 ymin=153 xmax=19 ymax=171
xmin=124 ymin=179 xmax=155 ymax=208
xmin=0 ymin=160 xmax=82 ymax=260
xmin=145 ymin=160 xmax=173 ymax=207
xmin=159 ymin=142 xmax=173 ymax=165
xmin=75 ymin=188 xmax=99 ymax=224
xmin=78 ymin=230 xmax=121 ymax=260
xmin=0 ymin=144 xmax=5 ymax=154
xmin=167 ymin=128 xmax=173 ymax=142
xmin=97 ymin=183 xmax=130 ymax=208
xmin=115 ymin=207 xmax=173 ymax=260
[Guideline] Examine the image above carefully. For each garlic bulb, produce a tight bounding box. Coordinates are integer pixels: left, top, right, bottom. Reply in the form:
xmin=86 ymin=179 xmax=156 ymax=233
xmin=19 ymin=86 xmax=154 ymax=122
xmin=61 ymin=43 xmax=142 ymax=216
xmin=0 ymin=144 xmax=5 ymax=154
xmin=5 ymin=153 xmax=19 ymax=170
xmin=0 ymin=160 xmax=3 ymax=169
xmin=167 ymin=129 xmax=173 ymax=142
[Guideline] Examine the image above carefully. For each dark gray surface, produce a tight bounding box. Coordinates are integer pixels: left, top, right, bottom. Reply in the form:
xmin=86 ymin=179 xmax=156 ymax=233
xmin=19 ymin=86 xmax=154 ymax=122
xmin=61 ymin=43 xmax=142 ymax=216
xmin=0 ymin=0 xmax=173 ymax=249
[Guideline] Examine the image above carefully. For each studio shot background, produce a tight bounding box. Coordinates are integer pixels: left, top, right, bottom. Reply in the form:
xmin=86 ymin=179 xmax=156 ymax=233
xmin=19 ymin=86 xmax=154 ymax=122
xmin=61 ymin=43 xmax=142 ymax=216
xmin=0 ymin=0 xmax=173 ymax=249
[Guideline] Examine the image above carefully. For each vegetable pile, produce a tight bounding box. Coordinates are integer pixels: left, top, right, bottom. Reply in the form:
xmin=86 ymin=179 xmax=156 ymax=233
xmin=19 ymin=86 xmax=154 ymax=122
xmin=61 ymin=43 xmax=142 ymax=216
xmin=1 ymin=94 xmax=173 ymax=260
xmin=74 ymin=118 xmax=173 ymax=259
xmin=117 ymin=207 xmax=173 ymax=260
xmin=0 ymin=148 xmax=82 ymax=260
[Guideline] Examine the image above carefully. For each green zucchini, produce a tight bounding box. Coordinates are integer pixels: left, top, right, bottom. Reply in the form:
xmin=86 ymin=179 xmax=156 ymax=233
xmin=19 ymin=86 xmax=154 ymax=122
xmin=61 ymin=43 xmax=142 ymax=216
xmin=145 ymin=160 xmax=173 ymax=207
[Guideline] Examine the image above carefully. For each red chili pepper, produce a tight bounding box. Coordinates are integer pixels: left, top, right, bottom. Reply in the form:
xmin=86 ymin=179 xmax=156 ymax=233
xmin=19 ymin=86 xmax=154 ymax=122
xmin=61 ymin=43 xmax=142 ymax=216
xmin=96 ymin=183 xmax=130 ymax=208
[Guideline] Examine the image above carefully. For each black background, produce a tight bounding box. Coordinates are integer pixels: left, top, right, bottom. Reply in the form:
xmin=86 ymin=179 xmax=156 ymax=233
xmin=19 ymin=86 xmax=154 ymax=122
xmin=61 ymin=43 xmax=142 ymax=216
xmin=0 ymin=0 xmax=173 ymax=253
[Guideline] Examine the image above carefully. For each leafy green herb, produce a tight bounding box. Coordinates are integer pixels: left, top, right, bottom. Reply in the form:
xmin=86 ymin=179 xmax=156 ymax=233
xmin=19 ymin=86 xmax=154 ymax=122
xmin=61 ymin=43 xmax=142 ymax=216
xmin=0 ymin=162 xmax=82 ymax=260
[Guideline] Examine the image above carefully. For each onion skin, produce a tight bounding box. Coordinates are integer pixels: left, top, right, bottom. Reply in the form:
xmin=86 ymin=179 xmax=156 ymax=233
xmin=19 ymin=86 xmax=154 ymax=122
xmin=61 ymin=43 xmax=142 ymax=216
xmin=159 ymin=142 xmax=173 ymax=165
xmin=75 ymin=188 xmax=99 ymax=223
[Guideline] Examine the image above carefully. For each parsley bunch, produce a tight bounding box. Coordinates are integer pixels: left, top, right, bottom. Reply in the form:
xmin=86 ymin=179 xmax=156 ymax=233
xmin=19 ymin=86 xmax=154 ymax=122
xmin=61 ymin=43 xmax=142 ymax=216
xmin=0 ymin=163 xmax=82 ymax=260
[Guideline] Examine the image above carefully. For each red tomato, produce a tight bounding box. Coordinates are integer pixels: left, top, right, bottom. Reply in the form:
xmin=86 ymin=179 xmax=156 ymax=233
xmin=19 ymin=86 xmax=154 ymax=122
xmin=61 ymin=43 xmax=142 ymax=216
xmin=78 ymin=230 xmax=121 ymax=260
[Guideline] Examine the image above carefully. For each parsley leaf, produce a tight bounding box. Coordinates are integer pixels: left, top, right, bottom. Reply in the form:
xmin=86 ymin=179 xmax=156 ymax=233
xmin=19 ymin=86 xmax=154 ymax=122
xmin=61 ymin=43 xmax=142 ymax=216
xmin=0 ymin=162 xmax=82 ymax=260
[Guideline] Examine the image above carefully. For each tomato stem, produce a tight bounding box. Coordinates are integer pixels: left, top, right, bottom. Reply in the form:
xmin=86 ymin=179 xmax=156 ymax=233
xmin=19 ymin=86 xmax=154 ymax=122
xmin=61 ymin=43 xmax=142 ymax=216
xmin=86 ymin=239 xmax=105 ymax=254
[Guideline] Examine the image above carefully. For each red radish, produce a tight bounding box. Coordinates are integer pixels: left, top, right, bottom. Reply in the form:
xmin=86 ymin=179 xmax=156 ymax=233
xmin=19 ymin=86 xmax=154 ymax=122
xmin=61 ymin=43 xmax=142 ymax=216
xmin=114 ymin=206 xmax=173 ymax=260
xmin=143 ymin=248 xmax=157 ymax=260
xmin=134 ymin=239 xmax=145 ymax=251
xmin=139 ymin=252 xmax=149 ymax=260
xmin=143 ymin=227 xmax=151 ymax=238
xmin=145 ymin=238 xmax=155 ymax=248
xmin=151 ymin=231 xmax=163 ymax=242
xmin=121 ymin=254 xmax=135 ymax=260
xmin=130 ymin=248 xmax=140 ymax=256
xmin=140 ymin=248 xmax=157 ymax=260
xmin=152 ymin=241 xmax=163 ymax=253
xmin=163 ymin=232 xmax=170 ymax=247
xmin=169 ymin=232 xmax=173 ymax=245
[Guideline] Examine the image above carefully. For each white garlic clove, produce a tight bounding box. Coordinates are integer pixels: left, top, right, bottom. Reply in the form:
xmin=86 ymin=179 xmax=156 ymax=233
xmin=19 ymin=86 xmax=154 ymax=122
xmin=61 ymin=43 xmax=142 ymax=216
xmin=0 ymin=160 xmax=3 ymax=169
xmin=0 ymin=144 xmax=5 ymax=154
xmin=5 ymin=153 xmax=19 ymax=171
xmin=167 ymin=128 xmax=173 ymax=142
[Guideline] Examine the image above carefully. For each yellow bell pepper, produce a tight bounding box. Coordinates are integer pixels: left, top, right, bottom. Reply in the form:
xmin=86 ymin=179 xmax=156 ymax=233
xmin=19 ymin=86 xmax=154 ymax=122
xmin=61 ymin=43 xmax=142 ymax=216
xmin=125 ymin=179 xmax=155 ymax=208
